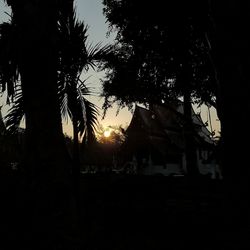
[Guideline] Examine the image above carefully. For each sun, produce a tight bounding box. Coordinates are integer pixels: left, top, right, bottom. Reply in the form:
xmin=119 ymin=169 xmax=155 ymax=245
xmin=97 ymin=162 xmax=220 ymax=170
xmin=104 ymin=130 xmax=111 ymax=138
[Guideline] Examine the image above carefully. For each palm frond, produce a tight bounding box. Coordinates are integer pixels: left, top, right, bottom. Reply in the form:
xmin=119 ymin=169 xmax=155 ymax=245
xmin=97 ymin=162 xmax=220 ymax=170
xmin=57 ymin=6 xmax=110 ymax=146
xmin=84 ymin=42 xmax=113 ymax=71
xmin=60 ymin=93 xmax=73 ymax=123
xmin=77 ymin=77 xmax=93 ymax=95
xmin=58 ymin=77 xmax=72 ymax=123
xmin=58 ymin=7 xmax=89 ymax=75
xmin=0 ymin=21 xmax=19 ymax=100
xmin=4 ymin=85 xmax=24 ymax=133
xmin=66 ymin=80 xmax=99 ymax=144
xmin=81 ymin=98 xmax=99 ymax=144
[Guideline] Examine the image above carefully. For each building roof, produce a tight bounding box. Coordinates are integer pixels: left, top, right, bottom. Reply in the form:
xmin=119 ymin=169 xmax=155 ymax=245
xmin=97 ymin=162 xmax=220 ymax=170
xmin=126 ymin=102 xmax=215 ymax=153
xmin=152 ymin=102 xmax=214 ymax=145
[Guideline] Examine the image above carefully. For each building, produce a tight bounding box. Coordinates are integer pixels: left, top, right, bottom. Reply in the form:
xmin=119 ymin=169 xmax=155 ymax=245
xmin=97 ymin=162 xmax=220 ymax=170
xmin=120 ymin=102 xmax=222 ymax=178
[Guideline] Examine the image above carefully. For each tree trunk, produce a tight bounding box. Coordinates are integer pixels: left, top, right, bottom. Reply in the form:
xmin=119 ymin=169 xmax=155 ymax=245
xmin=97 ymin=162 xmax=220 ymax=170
xmin=209 ymin=0 xmax=249 ymax=225
xmin=72 ymin=117 xmax=81 ymax=178
xmin=68 ymin=82 xmax=81 ymax=192
xmin=9 ymin=0 xmax=77 ymax=244
xmin=183 ymin=86 xmax=199 ymax=177
xmin=180 ymin=61 xmax=200 ymax=176
xmin=17 ymin=0 xmax=71 ymax=183
xmin=72 ymin=113 xmax=81 ymax=215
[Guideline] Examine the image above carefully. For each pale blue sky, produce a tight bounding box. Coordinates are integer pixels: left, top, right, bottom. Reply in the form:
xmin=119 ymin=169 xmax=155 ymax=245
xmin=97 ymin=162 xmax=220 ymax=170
xmin=73 ymin=0 xmax=133 ymax=132
xmin=0 ymin=1 xmax=10 ymax=22
xmin=0 ymin=0 xmax=220 ymax=136
xmin=75 ymin=0 xmax=115 ymax=44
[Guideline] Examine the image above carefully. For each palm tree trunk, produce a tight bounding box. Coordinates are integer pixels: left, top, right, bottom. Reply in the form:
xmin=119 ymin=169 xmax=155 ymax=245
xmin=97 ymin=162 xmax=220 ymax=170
xmin=8 ymin=0 xmax=77 ymax=243
xmin=69 ymin=84 xmax=81 ymax=184
xmin=17 ymin=0 xmax=71 ymax=183
xmin=72 ymin=114 xmax=81 ymax=215
xmin=72 ymin=117 xmax=81 ymax=176
xmin=68 ymin=83 xmax=82 ymax=219
xmin=72 ymin=112 xmax=81 ymax=174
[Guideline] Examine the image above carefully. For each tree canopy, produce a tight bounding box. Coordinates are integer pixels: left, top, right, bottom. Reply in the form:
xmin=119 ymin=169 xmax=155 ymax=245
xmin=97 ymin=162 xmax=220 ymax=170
xmin=101 ymin=0 xmax=217 ymax=111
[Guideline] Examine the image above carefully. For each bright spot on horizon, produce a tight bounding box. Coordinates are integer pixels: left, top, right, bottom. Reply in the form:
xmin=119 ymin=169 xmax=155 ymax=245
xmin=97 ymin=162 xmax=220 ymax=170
xmin=104 ymin=129 xmax=111 ymax=138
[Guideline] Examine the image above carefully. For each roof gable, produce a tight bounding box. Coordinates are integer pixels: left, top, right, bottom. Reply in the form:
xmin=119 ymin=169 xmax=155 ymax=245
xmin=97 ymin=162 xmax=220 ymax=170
xmin=127 ymin=102 xmax=215 ymax=147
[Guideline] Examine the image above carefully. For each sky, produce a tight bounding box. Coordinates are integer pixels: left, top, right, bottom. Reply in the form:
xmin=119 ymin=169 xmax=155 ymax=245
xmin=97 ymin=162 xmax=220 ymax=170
xmin=0 ymin=0 xmax=220 ymax=137
xmin=69 ymin=0 xmax=134 ymax=133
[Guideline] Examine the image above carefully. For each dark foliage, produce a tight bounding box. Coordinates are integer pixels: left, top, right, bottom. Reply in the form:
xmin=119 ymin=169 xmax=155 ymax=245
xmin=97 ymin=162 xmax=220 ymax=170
xmin=101 ymin=0 xmax=217 ymax=111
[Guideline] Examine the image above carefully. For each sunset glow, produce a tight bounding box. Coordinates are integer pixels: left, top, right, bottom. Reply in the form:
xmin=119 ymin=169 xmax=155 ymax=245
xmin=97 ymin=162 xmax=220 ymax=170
xmin=104 ymin=130 xmax=111 ymax=138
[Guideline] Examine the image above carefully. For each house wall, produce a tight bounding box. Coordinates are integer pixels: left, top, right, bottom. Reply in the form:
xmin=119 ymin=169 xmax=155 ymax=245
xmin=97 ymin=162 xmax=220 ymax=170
xmin=142 ymin=162 xmax=184 ymax=176
xmin=196 ymin=149 xmax=223 ymax=179
xmin=140 ymin=150 xmax=222 ymax=179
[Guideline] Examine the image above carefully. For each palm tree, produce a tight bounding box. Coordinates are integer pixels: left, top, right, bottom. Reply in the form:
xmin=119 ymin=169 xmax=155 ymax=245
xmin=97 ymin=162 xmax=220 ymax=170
xmin=0 ymin=0 xmax=77 ymax=240
xmin=0 ymin=0 xmax=73 ymax=181
xmin=58 ymin=79 xmax=99 ymax=180
xmin=4 ymin=76 xmax=100 ymax=166
xmin=57 ymin=7 xmax=112 ymax=182
xmin=1 ymin=7 xmax=111 ymax=172
xmin=1 ymin=6 xmax=111 ymax=228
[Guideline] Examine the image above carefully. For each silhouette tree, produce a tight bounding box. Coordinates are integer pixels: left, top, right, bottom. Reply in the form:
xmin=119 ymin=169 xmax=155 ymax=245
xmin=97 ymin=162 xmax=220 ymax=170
xmin=1 ymin=4 xmax=112 ymax=228
xmin=0 ymin=4 xmax=111 ymax=167
xmin=102 ymin=1 xmax=215 ymax=106
xmin=1 ymin=0 xmax=73 ymax=180
xmin=57 ymin=7 xmax=111 ymax=180
xmin=0 ymin=0 xmax=77 ymax=242
xmin=101 ymin=0 xmax=216 ymax=175
xmin=207 ymin=1 xmax=249 ymax=224
xmin=207 ymin=1 xmax=248 ymax=177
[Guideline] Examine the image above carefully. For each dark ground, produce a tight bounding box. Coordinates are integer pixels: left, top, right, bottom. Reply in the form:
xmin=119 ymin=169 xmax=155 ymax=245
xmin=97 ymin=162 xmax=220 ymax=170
xmin=0 ymin=170 xmax=248 ymax=249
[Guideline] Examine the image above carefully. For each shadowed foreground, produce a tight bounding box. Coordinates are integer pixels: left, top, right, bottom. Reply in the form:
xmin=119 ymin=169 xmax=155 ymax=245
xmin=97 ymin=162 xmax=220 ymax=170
xmin=0 ymin=170 xmax=248 ymax=250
